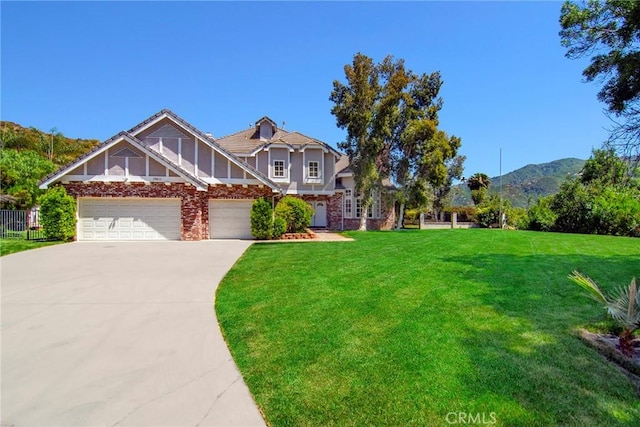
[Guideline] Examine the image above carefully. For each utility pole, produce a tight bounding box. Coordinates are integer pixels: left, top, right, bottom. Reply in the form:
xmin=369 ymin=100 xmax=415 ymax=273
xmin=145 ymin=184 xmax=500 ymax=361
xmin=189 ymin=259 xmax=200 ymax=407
xmin=49 ymin=127 xmax=56 ymax=161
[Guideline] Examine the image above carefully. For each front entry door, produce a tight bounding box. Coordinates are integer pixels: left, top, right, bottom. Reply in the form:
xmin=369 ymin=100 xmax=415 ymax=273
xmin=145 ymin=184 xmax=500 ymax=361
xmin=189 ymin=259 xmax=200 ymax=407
xmin=310 ymin=201 xmax=327 ymax=227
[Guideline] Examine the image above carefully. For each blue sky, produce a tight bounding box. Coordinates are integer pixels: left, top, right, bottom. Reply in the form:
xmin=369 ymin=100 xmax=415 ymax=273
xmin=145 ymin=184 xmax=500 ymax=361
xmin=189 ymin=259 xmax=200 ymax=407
xmin=2 ymin=1 xmax=609 ymax=177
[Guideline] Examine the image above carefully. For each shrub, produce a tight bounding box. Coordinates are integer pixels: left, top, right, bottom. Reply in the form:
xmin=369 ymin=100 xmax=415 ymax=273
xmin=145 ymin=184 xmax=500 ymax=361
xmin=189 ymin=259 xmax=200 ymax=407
xmin=274 ymin=196 xmax=314 ymax=233
xmin=475 ymin=207 xmax=497 ymax=228
xmin=591 ymin=187 xmax=640 ymax=237
xmin=470 ymin=188 xmax=487 ymax=206
xmin=403 ymin=209 xmax=421 ymax=224
xmin=250 ymin=198 xmax=273 ymax=240
xmin=508 ymin=207 xmax=529 ymax=230
xmin=38 ymin=186 xmax=76 ymax=241
xmin=527 ymin=196 xmax=557 ymax=231
xmin=272 ymin=216 xmax=287 ymax=239
xmin=551 ymin=179 xmax=593 ymax=234
xmin=475 ymin=194 xmax=509 ymax=228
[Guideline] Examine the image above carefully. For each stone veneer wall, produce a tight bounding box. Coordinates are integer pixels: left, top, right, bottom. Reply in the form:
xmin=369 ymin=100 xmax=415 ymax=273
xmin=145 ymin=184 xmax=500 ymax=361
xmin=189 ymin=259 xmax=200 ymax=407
xmin=61 ymin=182 xmax=275 ymax=240
xmin=299 ymin=192 xmax=395 ymax=231
xmin=297 ymin=194 xmax=344 ymax=230
xmin=340 ymin=192 xmax=396 ymax=231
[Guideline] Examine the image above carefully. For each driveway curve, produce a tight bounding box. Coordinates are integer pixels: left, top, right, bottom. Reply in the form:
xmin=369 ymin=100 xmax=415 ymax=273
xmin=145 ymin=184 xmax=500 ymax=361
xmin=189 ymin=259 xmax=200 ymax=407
xmin=1 ymin=241 xmax=265 ymax=427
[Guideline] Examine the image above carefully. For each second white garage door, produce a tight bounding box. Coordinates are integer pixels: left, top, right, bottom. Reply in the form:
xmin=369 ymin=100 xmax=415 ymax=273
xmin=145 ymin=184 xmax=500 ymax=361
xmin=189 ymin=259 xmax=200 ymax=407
xmin=209 ymin=199 xmax=254 ymax=239
xmin=78 ymin=198 xmax=181 ymax=241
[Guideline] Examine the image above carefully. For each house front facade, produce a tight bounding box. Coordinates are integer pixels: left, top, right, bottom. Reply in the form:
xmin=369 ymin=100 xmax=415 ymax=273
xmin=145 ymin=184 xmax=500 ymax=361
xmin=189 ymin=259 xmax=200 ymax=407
xmin=40 ymin=110 xmax=394 ymax=240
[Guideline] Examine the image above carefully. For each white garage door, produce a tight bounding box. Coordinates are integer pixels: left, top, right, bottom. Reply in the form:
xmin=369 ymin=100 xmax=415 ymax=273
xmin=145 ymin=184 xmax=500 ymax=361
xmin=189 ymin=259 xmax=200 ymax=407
xmin=209 ymin=199 xmax=254 ymax=239
xmin=78 ymin=198 xmax=181 ymax=241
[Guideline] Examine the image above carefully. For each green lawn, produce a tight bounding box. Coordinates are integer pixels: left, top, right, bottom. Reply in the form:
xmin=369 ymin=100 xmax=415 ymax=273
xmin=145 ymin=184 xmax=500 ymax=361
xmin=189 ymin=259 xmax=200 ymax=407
xmin=216 ymin=229 xmax=640 ymax=426
xmin=0 ymin=239 xmax=62 ymax=256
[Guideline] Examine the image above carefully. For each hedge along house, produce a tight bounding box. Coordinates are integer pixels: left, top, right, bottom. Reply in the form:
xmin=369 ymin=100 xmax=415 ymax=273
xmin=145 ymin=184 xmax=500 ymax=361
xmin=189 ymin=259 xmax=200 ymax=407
xmin=39 ymin=109 xmax=395 ymax=241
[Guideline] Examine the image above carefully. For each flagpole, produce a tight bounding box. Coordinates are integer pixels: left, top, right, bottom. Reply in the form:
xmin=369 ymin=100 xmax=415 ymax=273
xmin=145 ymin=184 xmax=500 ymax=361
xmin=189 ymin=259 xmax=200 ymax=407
xmin=499 ymin=148 xmax=503 ymax=229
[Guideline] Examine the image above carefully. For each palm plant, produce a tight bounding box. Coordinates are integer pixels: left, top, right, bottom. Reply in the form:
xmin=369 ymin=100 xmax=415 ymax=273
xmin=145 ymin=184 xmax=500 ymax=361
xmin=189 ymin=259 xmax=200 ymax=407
xmin=569 ymin=271 xmax=640 ymax=357
xmin=466 ymin=173 xmax=491 ymax=206
xmin=466 ymin=172 xmax=491 ymax=191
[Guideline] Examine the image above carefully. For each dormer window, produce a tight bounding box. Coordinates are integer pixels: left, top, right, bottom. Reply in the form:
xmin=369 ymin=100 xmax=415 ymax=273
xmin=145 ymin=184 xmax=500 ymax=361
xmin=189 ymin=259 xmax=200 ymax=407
xmin=256 ymin=116 xmax=277 ymax=141
xmin=260 ymin=122 xmax=273 ymax=140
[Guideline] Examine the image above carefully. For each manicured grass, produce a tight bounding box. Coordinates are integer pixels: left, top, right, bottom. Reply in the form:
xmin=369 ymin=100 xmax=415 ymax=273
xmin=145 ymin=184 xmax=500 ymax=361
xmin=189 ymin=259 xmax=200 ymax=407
xmin=0 ymin=239 xmax=62 ymax=256
xmin=216 ymin=230 xmax=640 ymax=426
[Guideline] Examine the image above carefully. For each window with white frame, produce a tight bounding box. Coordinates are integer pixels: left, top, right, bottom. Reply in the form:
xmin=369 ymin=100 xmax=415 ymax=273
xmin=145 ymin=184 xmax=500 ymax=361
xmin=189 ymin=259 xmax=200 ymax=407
xmin=308 ymin=161 xmax=320 ymax=179
xmin=355 ymin=197 xmax=363 ymax=218
xmin=273 ymin=160 xmax=285 ymax=178
xmin=375 ymin=195 xmax=382 ymax=218
xmin=372 ymin=191 xmax=381 ymax=218
xmin=345 ymin=189 xmax=352 ymax=218
xmin=354 ymin=190 xmax=381 ymax=219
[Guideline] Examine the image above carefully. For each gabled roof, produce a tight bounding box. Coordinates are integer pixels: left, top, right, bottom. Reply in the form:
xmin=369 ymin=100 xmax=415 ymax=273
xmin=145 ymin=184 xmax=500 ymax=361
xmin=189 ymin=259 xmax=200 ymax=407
xmin=39 ymin=131 xmax=210 ymax=191
xmin=336 ymin=155 xmax=353 ymax=175
xmin=39 ymin=109 xmax=281 ymax=192
xmin=216 ymin=118 xmax=341 ymax=158
xmin=335 ymin=154 xmax=394 ymax=190
xmin=128 ymin=109 xmax=279 ymax=189
xmin=255 ymin=116 xmax=277 ymax=129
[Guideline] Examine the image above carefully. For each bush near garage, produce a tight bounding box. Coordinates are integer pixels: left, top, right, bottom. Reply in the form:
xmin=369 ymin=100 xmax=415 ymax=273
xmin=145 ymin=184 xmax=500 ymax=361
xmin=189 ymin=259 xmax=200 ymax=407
xmin=274 ymin=196 xmax=314 ymax=233
xmin=38 ymin=186 xmax=76 ymax=241
xmin=272 ymin=216 xmax=287 ymax=239
xmin=250 ymin=198 xmax=273 ymax=240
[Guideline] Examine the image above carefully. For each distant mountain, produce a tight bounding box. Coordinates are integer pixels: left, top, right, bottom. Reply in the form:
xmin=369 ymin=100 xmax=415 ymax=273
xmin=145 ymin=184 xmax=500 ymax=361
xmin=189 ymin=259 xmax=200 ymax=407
xmin=452 ymin=158 xmax=586 ymax=208
xmin=0 ymin=121 xmax=100 ymax=167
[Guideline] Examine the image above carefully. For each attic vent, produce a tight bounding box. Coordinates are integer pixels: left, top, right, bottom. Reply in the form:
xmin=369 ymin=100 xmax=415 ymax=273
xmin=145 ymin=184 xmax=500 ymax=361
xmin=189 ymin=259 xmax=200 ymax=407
xmin=110 ymin=147 xmax=142 ymax=158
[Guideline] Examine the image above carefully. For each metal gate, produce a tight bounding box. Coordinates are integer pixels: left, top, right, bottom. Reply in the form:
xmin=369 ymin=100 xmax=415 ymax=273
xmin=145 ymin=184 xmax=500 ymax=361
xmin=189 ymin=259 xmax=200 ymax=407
xmin=0 ymin=209 xmax=44 ymax=240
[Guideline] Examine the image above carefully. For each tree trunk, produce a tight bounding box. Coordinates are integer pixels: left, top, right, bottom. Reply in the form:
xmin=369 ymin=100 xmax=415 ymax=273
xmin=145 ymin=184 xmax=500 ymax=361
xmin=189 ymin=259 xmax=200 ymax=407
xmin=358 ymin=199 xmax=370 ymax=231
xmin=396 ymin=203 xmax=405 ymax=230
xmin=619 ymin=329 xmax=635 ymax=357
xmin=358 ymin=214 xmax=367 ymax=231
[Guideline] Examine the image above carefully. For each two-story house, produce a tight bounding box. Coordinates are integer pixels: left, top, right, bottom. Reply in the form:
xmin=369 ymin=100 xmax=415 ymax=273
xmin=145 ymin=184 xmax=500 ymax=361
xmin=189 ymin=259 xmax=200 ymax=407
xmin=39 ymin=109 xmax=394 ymax=240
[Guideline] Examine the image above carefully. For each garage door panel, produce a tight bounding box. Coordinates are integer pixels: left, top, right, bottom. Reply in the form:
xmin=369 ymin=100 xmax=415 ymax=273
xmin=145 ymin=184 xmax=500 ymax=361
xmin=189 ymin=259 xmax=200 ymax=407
xmin=79 ymin=198 xmax=181 ymax=241
xmin=209 ymin=200 xmax=253 ymax=239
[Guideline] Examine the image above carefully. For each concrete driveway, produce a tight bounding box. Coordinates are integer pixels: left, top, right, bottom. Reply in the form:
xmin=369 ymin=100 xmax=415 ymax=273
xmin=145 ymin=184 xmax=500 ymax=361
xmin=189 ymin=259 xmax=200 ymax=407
xmin=1 ymin=241 xmax=265 ymax=427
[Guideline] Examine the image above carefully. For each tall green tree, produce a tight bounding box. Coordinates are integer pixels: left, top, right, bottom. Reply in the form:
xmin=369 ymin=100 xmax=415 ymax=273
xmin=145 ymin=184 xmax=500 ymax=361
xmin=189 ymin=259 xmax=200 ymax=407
xmin=392 ymin=71 xmax=463 ymax=228
xmin=548 ymin=148 xmax=640 ymax=236
xmin=330 ymin=53 xmax=462 ymax=230
xmin=432 ymin=154 xmax=466 ymax=220
xmin=560 ymin=0 xmax=640 ymax=156
xmin=330 ymin=53 xmax=392 ymax=231
xmin=0 ymin=149 xmax=56 ymax=209
xmin=580 ymin=147 xmax=635 ymax=187
xmin=466 ymin=172 xmax=491 ymax=205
